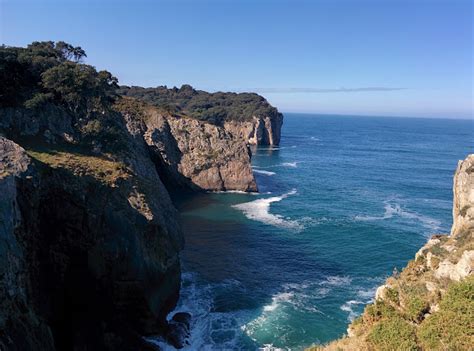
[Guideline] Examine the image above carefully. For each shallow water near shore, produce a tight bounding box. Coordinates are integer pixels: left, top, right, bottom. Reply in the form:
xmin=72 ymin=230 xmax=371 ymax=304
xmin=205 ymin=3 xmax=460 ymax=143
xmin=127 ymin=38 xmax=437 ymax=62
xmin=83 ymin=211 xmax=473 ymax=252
xmin=156 ymin=114 xmax=473 ymax=350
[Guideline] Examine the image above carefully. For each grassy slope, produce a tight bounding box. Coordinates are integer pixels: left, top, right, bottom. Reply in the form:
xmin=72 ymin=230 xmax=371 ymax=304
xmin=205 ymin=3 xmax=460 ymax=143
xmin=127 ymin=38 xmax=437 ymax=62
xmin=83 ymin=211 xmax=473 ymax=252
xmin=23 ymin=141 xmax=131 ymax=185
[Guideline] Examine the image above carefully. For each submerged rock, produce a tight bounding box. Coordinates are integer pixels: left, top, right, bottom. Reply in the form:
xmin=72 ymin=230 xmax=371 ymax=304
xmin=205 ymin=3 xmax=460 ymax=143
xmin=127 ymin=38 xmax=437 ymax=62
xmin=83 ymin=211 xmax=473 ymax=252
xmin=165 ymin=312 xmax=192 ymax=349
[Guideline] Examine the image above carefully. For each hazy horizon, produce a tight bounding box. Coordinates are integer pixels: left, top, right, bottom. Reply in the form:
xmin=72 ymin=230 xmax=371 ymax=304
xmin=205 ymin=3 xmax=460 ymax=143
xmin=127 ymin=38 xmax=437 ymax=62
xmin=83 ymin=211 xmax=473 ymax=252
xmin=1 ymin=0 xmax=472 ymax=119
xmin=279 ymin=110 xmax=474 ymax=121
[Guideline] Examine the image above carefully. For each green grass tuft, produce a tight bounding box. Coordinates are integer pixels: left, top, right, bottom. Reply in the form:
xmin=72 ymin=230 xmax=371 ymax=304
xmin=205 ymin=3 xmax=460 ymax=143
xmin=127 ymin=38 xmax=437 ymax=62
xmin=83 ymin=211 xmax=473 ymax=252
xmin=368 ymin=316 xmax=419 ymax=351
xmin=418 ymin=276 xmax=474 ymax=350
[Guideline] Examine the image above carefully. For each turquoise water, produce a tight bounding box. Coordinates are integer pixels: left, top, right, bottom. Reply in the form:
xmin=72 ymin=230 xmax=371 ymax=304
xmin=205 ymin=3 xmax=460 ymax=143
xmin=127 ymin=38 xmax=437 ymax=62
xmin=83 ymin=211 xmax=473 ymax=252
xmin=159 ymin=114 xmax=473 ymax=350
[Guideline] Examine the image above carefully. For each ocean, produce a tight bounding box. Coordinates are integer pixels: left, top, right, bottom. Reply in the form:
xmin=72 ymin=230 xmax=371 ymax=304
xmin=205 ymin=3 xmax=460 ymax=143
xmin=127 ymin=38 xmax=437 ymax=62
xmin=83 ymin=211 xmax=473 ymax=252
xmin=153 ymin=114 xmax=473 ymax=350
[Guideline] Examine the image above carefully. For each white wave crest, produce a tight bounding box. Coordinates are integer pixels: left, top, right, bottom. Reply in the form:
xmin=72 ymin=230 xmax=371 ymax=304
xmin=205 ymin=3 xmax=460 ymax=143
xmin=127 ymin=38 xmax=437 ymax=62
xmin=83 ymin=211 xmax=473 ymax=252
xmin=340 ymin=300 xmax=365 ymax=322
xmin=355 ymin=200 xmax=441 ymax=232
xmin=258 ymin=147 xmax=280 ymax=151
xmin=232 ymin=189 xmax=303 ymax=230
xmin=253 ymin=162 xmax=299 ymax=169
xmin=263 ymin=291 xmax=294 ymax=312
xmin=253 ymin=169 xmax=276 ymax=176
xmin=320 ymin=275 xmax=352 ymax=287
xmin=243 ymin=282 xmax=325 ymax=342
xmin=281 ymin=162 xmax=298 ymax=168
xmin=208 ymin=190 xmax=259 ymax=195
xmin=147 ymin=272 xmax=249 ymax=350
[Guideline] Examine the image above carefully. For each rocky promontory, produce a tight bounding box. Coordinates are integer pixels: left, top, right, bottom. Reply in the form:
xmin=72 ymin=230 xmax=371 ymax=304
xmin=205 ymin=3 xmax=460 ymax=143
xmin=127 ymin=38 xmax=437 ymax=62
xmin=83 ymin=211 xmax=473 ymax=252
xmin=118 ymin=84 xmax=284 ymax=146
xmin=310 ymin=154 xmax=474 ymax=351
xmin=224 ymin=113 xmax=283 ymax=146
xmin=0 ymin=41 xmax=277 ymax=350
xmin=115 ymin=98 xmax=257 ymax=192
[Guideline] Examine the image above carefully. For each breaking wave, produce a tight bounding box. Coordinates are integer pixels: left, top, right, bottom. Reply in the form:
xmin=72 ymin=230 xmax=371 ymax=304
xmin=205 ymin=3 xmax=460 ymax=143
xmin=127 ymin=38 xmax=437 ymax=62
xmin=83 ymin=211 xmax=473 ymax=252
xmin=340 ymin=286 xmax=378 ymax=322
xmin=253 ymin=169 xmax=276 ymax=176
xmin=232 ymin=189 xmax=303 ymax=230
xmin=355 ymin=200 xmax=441 ymax=233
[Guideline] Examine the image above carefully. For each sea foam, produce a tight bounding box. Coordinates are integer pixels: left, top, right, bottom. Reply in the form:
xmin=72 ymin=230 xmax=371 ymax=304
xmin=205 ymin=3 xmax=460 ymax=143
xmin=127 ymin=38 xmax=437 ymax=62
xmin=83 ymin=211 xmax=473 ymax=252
xmin=281 ymin=162 xmax=298 ymax=168
xmin=253 ymin=169 xmax=276 ymax=176
xmin=355 ymin=200 xmax=441 ymax=233
xmin=232 ymin=189 xmax=302 ymax=230
xmin=147 ymin=272 xmax=252 ymax=350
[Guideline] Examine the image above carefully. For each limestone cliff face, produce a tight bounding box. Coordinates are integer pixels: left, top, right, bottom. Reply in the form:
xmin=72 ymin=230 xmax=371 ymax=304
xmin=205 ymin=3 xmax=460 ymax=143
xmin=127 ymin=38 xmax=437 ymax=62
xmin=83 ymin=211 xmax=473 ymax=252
xmin=224 ymin=113 xmax=283 ymax=146
xmin=314 ymin=154 xmax=474 ymax=351
xmin=118 ymin=84 xmax=284 ymax=146
xmin=451 ymin=154 xmax=474 ymax=237
xmin=0 ymin=107 xmax=184 ymax=349
xmin=118 ymin=99 xmax=257 ymax=192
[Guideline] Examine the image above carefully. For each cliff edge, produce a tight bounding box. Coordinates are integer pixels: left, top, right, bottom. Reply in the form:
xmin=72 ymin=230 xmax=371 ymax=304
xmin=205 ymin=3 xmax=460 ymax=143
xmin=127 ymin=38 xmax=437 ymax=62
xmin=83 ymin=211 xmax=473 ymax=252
xmin=0 ymin=41 xmax=263 ymax=350
xmin=115 ymin=97 xmax=257 ymax=192
xmin=0 ymin=119 xmax=184 ymax=350
xmin=309 ymin=155 xmax=474 ymax=351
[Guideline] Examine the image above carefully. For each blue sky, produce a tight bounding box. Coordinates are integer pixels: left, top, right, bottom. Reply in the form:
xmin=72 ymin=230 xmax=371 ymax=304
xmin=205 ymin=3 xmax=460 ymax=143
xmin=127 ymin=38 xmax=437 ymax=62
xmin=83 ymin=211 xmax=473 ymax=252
xmin=1 ymin=0 xmax=472 ymax=118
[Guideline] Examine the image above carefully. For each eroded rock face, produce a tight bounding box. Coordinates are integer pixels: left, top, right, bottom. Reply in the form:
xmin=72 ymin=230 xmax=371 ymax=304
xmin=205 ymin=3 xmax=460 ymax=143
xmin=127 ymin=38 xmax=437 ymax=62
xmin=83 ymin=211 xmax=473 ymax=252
xmin=124 ymin=107 xmax=257 ymax=192
xmin=224 ymin=114 xmax=283 ymax=146
xmin=0 ymin=105 xmax=76 ymax=143
xmin=0 ymin=134 xmax=184 ymax=350
xmin=435 ymin=250 xmax=474 ymax=281
xmin=0 ymin=138 xmax=55 ymax=351
xmin=451 ymin=154 xmax=474 ymax=237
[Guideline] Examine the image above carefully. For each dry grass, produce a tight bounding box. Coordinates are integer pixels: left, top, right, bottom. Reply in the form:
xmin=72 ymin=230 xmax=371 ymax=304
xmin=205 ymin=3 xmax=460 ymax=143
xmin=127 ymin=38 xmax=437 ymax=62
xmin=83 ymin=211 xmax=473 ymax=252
xmin=26 ymin=144 xmax=131 ymax=185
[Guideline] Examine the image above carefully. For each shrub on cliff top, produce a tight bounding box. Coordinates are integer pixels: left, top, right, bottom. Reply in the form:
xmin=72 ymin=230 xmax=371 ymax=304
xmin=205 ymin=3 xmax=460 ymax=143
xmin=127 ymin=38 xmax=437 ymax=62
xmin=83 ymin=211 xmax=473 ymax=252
xmin=418 ymin=276 xmax=474 ymax=350
xmin=367 ymin=316 xmax=418 ymax=351
xmin=118 ymin=84 xmax=281 ymax=125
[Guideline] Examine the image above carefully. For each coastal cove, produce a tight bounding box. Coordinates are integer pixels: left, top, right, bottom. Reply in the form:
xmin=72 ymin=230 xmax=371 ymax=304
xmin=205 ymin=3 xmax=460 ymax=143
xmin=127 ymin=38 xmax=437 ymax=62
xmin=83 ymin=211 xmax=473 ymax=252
xmin=159 ymin=114 xmax=473 ymax=350
xmin=2 ymin=1 xmax=473 ymax=346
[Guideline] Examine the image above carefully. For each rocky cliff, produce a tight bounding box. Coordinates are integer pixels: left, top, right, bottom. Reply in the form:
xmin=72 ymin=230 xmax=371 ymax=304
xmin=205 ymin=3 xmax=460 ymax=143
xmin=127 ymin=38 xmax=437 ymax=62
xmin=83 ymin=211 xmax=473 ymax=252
xmin=0 ymin=106 xmax=185 ymax=349
xmin=0 ymin=95 xmax=260 ymax=349
xmin=310 ymin=154 xmax=474 ymax=351
xmin=0 ymin=41 xmax=269 ymax=350
xmin=118 ymin=85 xmax=284 ymax=146
xmin=224 ymin=113 xmax=283 ymax=146
xmin=115 ymin=97 xmax=257 ymax=192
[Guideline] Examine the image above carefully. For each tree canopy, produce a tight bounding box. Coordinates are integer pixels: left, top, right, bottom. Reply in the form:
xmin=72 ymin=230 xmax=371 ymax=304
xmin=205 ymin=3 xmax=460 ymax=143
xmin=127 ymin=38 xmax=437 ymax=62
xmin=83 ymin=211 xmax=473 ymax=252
xmin=118 ymin=84 xmax=281 ymax=125
xmin=0 ymin=41 xmax=117 ymax=115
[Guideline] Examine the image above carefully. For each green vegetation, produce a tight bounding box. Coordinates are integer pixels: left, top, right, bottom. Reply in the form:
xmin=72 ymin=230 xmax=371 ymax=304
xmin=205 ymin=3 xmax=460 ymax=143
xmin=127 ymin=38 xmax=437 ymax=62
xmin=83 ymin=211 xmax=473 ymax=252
xmin=418 ymin=276 xmax=474 ymax=350
xmin=113 ymin=96 xmax=148 ymax=121
xmin=364 ymin=300 xmax=398 ymax=322
xmin=118 ymin=84 xmax=281 ymax=125
xmin=405 ymin=295 xmax=429 ymax=322
xmin=368 ymin=316 xmax=418 ymax=351
xmin=1 ymin=41 xmax=117 ymax=115
xmin=0 ymin=42 xmax=131 ymax=154
xmin=25 ymin=142 xmax=131 ymax=185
